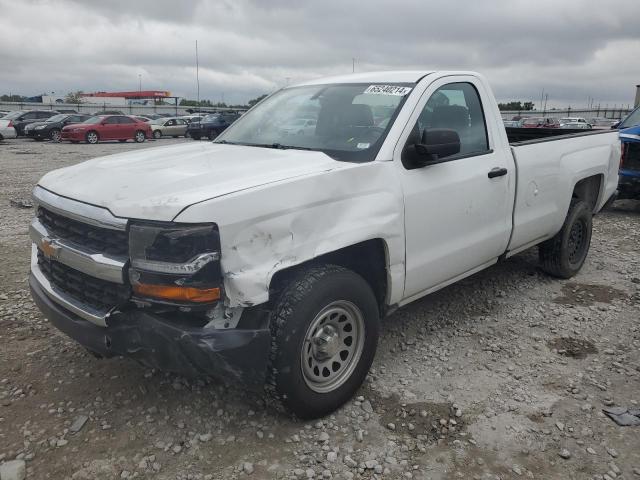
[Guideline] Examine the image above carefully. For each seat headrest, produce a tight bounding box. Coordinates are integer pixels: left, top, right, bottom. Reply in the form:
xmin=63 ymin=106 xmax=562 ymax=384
xmin=432 ymin=105 xmax=469 ymax=129
xmin=342 ymin=104 xmax=374 ymax=127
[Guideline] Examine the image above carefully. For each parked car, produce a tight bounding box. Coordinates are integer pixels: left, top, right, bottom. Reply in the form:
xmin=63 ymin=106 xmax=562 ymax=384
xmin=521 ymin=117 xmax=560 ymax=128
xmin=29 ymin=70 xmax=619 ymax=418
xmin=180 ymin=115 xmax=204 ymax=124
xmin=0 ymin=110 xmax=10 ymax=118
xmin=0 ymin=123 xmax=17 ymax=141
xmin=589 ymin=117 xmax=618 ymax=128
xmin=617 ymin=106 xmax=640 ymax=199
xmin=134 ymin=116 xmax=153 ymax=123
xmin=0 ymin=110 xmax=59 ymax=136
xmin=61 ymin=115 xmax=151 ymax=144
xmin=149 ymin=117 xmax=189 ymax=138
xmin=279 ymin=117 xmax=317 ymax=135
xmin=559 ymin=117 xmax=592 ymax=129
xmin=91 ymin=110 xmax=125 ymax=115
xmin=503 ymin=119 xmax=522 ymax=128
xmin=24 ymin=113 xmax=91 ymax=142
xmin=187 ymin=113 xmax=240 ymax=140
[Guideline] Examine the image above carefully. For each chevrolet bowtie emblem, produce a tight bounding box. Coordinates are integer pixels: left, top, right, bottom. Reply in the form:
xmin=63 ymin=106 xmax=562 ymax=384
xmin=41 ymin=237 xmax=61 ymax=260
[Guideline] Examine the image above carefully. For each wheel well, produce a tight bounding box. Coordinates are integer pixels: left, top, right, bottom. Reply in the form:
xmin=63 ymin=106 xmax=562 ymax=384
xmin=572 ymin=175 xmax=602 ymax=212
xmin=269 ymin=239 xmax=389 ymax=311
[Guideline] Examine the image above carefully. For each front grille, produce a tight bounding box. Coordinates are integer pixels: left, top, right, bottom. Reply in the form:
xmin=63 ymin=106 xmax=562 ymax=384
xmin=38 ymin=207 xmax=128 ymax=256
xmin=623 ymin=142 xmax=640 ymax=171
xmin=37 ymin=249 xmax=130 ymax=312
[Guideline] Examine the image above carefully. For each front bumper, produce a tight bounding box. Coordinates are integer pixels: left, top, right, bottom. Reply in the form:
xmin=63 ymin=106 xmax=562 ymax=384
xmin=25 ymin=129 xmax=49 ymax=139
xmin=30 ymin=272 xmax=271 ymax=389
xmin=61 ymin=130 xmax=85 ymax=141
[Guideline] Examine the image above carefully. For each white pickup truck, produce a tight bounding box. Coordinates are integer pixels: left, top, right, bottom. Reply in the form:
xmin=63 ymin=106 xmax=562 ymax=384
xmin=29 ymin=71 xmax=620 ymax=418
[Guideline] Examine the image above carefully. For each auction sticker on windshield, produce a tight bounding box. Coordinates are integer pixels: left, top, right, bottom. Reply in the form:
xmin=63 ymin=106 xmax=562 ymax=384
xmin=364 ymin=85 xmax=412 ymax=96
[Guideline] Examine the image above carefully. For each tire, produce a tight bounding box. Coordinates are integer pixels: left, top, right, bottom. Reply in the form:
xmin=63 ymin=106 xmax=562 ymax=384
xmin=268 ymin=264 xmax=379 ymax=419
xmin=134 ymin=130 xmax=146 ymax=143
xmin=153 ymin=130 xmax=162 ymax=139
xmin=191 ymin=134 xmax=201 ymax=140
xmin=50 ymin=129 xmax=61 ymax=143
xmin=85 ymin=131 xmax=99 ymax=144
xmin=539 ymin=198 xmax=592 ymax=278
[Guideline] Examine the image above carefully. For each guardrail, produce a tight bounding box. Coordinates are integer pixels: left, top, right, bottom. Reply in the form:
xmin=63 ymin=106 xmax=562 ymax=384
xmin=0 ymin=101 xmax=248 ymax=116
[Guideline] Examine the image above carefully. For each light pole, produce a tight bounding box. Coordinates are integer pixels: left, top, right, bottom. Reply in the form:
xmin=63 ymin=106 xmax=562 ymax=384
xmin=138 ymin=74 xmax=142 ymax=92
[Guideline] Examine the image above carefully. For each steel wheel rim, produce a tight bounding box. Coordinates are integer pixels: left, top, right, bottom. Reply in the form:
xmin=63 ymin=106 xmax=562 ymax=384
xmin=568 ymin=218 xmax=587 ymax=264
xmin=51 ymin=130 xmax=61 ymax=142
xmin=301 ymin=300 xmax=365 ymax=393
xmin=87 ymin=132 xmax=97 ymax=143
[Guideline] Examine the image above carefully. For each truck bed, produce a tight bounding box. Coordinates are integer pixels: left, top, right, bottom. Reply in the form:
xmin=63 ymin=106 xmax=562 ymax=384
xmin=506 ymin=127 xmax=611 ymax=144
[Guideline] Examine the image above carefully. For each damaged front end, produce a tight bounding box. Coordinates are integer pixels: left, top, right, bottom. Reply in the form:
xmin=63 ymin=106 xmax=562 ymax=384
xmin=29 ymin=186 xmax=271 ymax=389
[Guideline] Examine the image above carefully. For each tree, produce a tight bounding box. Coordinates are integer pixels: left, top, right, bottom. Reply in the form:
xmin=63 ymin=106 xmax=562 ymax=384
xmin=498 ymin=101 xmax=534 ymax=111
xmin=65 ymin=91 xmax=85 ymax=103
xmin=248 ymin=94 xmax=268 ymax=107
xmin=0 ymin=94 xmax=27 ymax=102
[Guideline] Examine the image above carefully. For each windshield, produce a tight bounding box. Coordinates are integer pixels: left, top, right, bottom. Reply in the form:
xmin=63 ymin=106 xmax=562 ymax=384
xmin=620 ymin=107 xmax=640 ymax=129
xmin=203 ymin=114 xmax=220 ymax=121
xmin=47 ymin=114 xmax=68 ymax=123
xmin=82 ymin=116 xmax=103 ymax=124
xmin=216 ymin=83 xmax=413 ymax=161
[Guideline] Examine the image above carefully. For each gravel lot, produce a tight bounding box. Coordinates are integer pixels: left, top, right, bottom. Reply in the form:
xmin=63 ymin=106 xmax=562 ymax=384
xmin=0 ymin=137 xmax=639 ymax=480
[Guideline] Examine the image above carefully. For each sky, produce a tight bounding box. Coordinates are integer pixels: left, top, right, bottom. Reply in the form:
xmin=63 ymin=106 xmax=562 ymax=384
xmin=0 ymin=0 xmax=639 ymax=108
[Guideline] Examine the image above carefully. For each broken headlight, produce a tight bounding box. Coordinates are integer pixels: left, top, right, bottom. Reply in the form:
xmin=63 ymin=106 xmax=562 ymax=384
xmin=128 ymin=223 xmax=222 ymax=304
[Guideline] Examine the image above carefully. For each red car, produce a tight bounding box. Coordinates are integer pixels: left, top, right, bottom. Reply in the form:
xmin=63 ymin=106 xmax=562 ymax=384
xmin=61 ymin=115 xmax=152 ymax=144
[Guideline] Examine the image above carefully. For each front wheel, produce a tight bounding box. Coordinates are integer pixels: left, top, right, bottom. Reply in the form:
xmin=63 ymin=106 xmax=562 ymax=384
xmin=268 ymin=264 xmax=379 ymax=419
xmin=85 ymin=131 xmax=99 ymax=144
xmin=153 ymin=130 xmax=162 ymax=139
xmin=50 ymin=129 xmax=61 ymax=142
xmin=134 ymin=130 xmax=146 ymax=143
xmin=539 ymin=199 xmax=592 ymax=278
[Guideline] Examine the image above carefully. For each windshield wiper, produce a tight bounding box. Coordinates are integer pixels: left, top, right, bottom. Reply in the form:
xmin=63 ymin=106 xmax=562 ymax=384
xmin=267 ymin=143 xmax=314 ymax=151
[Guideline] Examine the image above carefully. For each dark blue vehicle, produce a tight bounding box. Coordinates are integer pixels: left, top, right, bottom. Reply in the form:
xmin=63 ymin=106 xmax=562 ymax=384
xmin=187 ymin=112 xmax=240 ymax=140
xmin=617 ymin=106 xmax=640 ymax=199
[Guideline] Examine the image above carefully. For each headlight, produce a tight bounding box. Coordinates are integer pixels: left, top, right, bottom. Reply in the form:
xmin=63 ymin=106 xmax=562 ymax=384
xmin=34 ymin=125 xmax=46 ymax=130
xmin=129 ymin=223 xmax=222 ymax=304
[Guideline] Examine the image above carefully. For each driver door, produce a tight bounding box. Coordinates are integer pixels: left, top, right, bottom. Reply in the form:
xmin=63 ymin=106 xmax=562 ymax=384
xmin=395 ymin=76 xmax=515 ymax=300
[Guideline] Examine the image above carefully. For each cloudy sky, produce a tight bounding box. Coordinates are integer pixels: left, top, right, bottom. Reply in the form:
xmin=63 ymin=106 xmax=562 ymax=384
xmin=0 ymin=0 xmax=638 ymax=108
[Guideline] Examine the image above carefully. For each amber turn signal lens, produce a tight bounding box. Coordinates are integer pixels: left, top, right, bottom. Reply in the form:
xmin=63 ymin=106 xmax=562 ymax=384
xmin=133 ymin=283 xmax=220 ymax=303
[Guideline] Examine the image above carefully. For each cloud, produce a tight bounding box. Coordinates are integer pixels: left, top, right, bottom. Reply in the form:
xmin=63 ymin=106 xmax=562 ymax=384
xmin=0 ymin=0 xmax=638 ymax=106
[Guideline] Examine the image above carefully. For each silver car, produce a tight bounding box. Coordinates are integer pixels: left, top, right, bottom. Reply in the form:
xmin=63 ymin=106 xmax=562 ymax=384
xmin=149 ymin=117 xmax=188 ymax=138
xmin=0 ymin=124 xmax=17 ymax=140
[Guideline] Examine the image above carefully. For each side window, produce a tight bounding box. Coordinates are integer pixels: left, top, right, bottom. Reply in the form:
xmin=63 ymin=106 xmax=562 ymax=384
xmin=166 ymin=119 xmax=176 ymax=126
xmin=104 ymin=117 xmax=119 ymax=124
xmin=23 ymin=112 xmax=37 ymax=120
xmin=118 ymin=116 xmax=135 ymax=124
xmin=403 ymin=82 xmax=489 ymax=167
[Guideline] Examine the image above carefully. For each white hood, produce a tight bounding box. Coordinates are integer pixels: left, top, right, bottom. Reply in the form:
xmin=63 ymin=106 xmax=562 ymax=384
xmin=38 ymin=142 xmax=345 ymax=221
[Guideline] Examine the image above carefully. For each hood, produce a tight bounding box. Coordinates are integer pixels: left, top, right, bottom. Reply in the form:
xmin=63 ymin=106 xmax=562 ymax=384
xmin=620 ymin=125 xmax=640 ymax=143
xmin=24 ymin=121 xmax=49 ymax=131
xmin=38 ymin=142 xmax=346 ymax=221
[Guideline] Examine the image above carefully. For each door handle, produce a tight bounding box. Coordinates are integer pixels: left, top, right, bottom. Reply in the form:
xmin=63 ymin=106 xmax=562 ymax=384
xmin=488 ymin=167 xmax=508 ymax=178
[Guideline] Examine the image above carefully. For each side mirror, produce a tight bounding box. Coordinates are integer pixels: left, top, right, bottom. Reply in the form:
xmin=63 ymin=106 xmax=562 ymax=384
xmin=413 ymin=128 xmax=461 ymax=165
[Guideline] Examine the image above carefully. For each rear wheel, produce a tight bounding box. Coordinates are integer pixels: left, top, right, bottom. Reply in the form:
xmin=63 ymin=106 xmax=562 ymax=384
xmin=153 ymin=130 xmax=162 ymax=139
xmin=85 ymin=131 xmax=99 ymax=144
xmin=134 ymin=130 xmax=146 ymax=143
xmin=268 ymin=264 xmax=379 ymax=419
xmin=50 ymin=129 xmax=61 ymax=142
xmin=539 ymin=199 xmax=592 ymax=278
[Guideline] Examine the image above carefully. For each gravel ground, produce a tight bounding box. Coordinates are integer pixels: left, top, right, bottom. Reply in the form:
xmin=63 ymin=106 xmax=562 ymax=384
xmin=0 ymin=137 xmax=639 ymax=480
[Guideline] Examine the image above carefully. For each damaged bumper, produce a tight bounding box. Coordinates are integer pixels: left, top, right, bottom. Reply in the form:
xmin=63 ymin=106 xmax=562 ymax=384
xmin=30 ymin=273 xmax=271 ymax=390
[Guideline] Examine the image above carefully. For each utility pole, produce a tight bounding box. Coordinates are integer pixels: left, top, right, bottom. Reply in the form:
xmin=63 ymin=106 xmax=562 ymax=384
xmin=540 ymin=89 xmax=544 ymax=112
xmin=352 ymin=58 xmax=355 ymax=73
xmin=138 ymin=74 xmax=141 ymax=92
xmin=195 ymin=40 xmax=200 ymax=108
